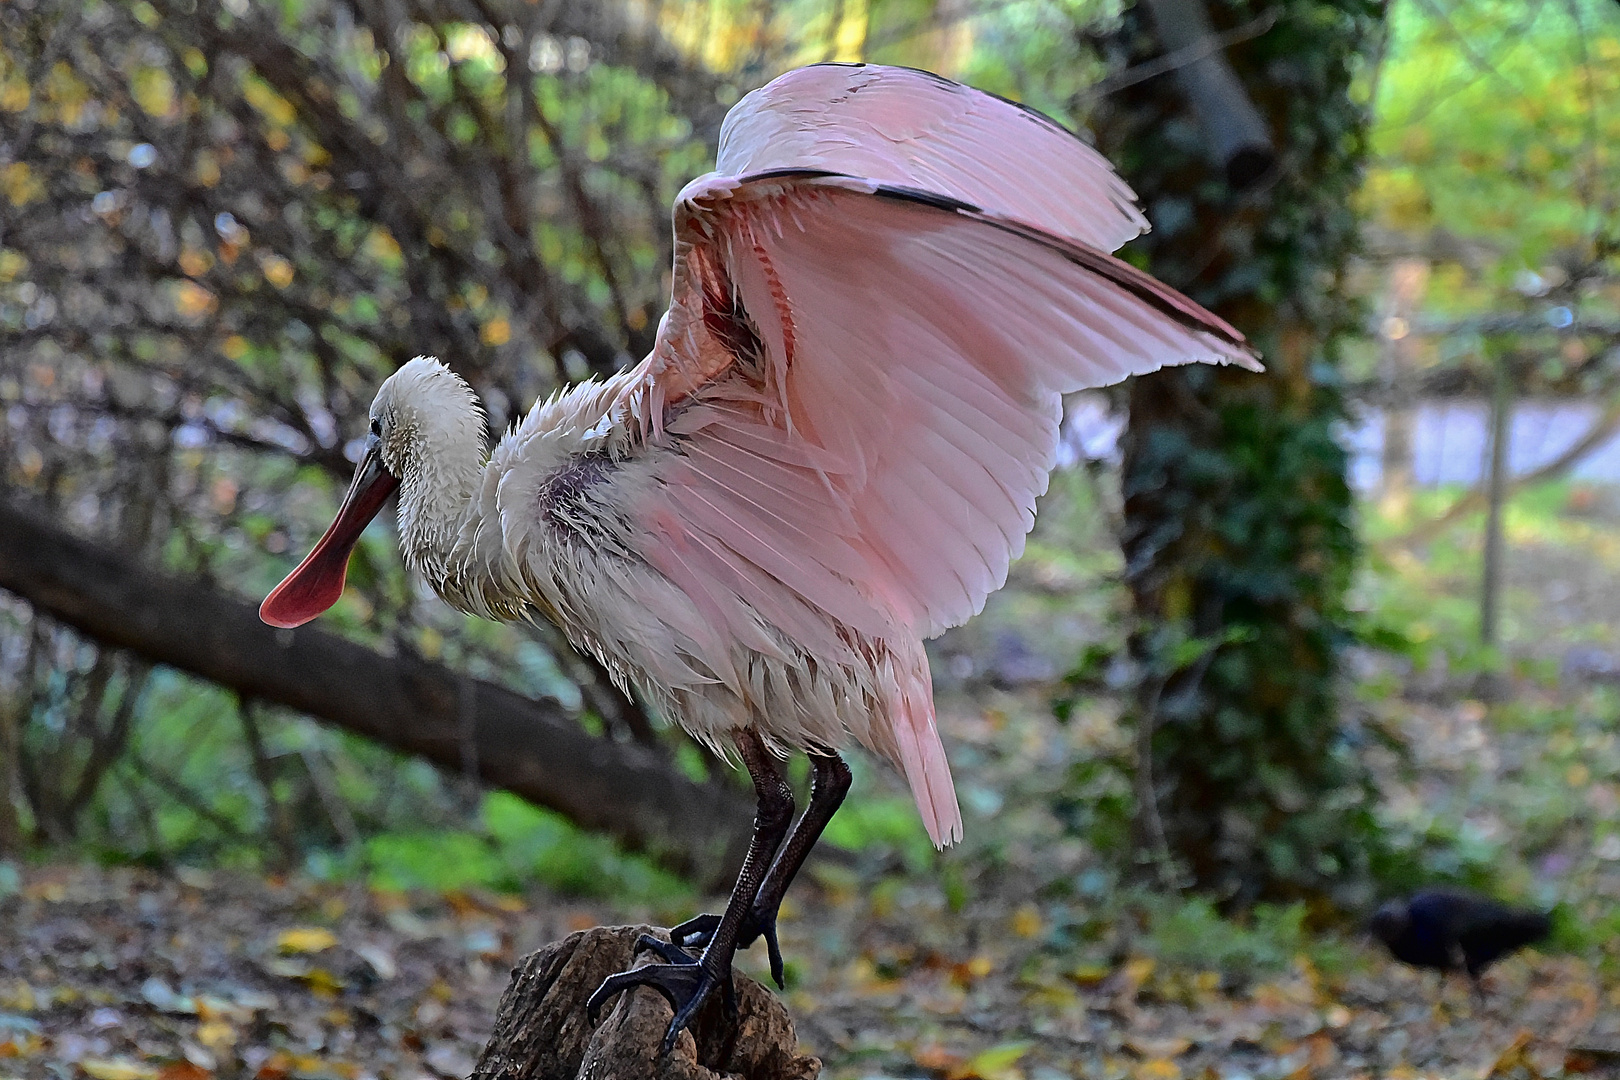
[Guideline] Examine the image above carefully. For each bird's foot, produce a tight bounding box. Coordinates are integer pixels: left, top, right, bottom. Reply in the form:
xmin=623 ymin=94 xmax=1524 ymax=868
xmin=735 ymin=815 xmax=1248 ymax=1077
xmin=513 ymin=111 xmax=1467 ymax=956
xmin=585 ymin=933 xmax=736 ymax=1055
xmin=671 ymin=909 xmax=785 ymax=989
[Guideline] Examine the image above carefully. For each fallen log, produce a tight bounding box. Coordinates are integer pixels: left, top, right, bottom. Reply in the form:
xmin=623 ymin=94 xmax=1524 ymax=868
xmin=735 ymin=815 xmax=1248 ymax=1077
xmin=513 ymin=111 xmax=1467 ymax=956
xmin=472 ymin=925 xmax=820 ymax=1080
xmin=0 ymin=499 xmax=754 ymax=881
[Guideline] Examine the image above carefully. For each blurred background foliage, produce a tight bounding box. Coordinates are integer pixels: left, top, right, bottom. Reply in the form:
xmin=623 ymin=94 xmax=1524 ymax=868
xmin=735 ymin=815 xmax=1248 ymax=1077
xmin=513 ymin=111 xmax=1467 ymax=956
xmin=0 ymin=0 xmax=1617 ymax=963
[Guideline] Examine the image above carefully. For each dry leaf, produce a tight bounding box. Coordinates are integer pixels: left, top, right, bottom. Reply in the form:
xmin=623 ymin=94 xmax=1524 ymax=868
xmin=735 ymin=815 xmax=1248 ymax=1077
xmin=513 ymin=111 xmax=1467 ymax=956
xmin=301 ymin=969 xmax=345 ymax=998
xmin=1066 ymin=962 xmax=1111 ymax=986
xmin=158 ymin=1063 xmax=211 ymax=1080
xmin=1485 ymin=1029 xmax=1537 ymax=1078
xmin=275 ymin=928 xmax=337 ymax=955
xmin=912 ymin=1044 xmax=962 ymax=1072
xmin=1126 ymin=1037 xmax=1191 ymax=1059
xmin=947 ymin=1040 xmax=1032 ymax=1080
xmin=79 ymin=1058 xmax=159 ymax=1080
xmin=196 ymin=1019 xmax=236 ymax=1052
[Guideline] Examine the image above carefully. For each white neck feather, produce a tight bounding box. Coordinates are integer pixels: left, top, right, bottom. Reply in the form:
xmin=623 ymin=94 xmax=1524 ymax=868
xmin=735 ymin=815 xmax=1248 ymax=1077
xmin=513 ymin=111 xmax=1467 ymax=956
xmin=374 ymin=358 xmax=488 ymax=587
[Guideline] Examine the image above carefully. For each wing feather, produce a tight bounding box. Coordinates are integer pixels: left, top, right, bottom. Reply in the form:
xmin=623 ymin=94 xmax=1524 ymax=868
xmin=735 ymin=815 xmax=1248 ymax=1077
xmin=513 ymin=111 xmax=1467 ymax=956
xmin=611 ymin=79 xmax=1258 ymax=845
xmin=718 ymin=64 xmax=1148 ymax=252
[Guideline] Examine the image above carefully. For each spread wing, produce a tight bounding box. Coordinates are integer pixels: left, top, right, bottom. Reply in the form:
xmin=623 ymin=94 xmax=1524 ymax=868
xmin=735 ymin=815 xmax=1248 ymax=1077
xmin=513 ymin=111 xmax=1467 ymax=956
xmin=625 ymin=172 xmax=1255 ymax=644
xmin=716 ymin=63 xmax=1150 ymax=252
xmin=610 ymin=69 xmax=1259 ymax=845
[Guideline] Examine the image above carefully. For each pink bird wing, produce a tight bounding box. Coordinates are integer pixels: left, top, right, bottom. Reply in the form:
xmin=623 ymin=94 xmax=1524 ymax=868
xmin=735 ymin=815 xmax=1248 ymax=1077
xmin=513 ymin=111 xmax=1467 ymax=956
xmin=621 ymin=172 xmax=1258 ymax=847
xmin=717 ymin=63 xmax=1150 ymax=253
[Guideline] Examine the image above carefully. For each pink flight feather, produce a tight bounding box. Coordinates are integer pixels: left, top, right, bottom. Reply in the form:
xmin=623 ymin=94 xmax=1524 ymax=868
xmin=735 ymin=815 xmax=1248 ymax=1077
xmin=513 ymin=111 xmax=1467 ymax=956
xmin=613 ymin=66 xmax=1259 ymax=847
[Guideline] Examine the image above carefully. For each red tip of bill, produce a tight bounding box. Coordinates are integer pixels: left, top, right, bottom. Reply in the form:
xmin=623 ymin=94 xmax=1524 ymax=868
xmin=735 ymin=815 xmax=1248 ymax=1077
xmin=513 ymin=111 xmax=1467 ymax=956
xmin=260 ymin=460 xmax=398 ymax=629
xmin=260 ymin=539 xmax=356 ymax=628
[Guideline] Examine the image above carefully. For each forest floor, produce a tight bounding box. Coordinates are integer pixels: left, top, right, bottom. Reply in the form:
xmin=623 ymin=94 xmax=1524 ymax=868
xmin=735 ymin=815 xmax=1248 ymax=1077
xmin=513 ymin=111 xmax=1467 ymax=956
xmin=0 ymin=851 xmax=1614 ymax=1080
xmin=6 ymin=663 xmax=1620 ymax=1080
xmin=8 ymin=480 xmax=1620 ymax=1080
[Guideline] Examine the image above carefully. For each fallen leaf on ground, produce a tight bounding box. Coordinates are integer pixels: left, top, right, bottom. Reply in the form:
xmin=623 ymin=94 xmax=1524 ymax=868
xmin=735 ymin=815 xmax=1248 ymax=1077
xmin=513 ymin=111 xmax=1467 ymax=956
xmin=276 ymin=928 xmax=337 ymax=954
xmin=949 ymin=1039 xmax=1033 ymax=1080
xmin=80 ymin=1057 xmax=159 ymax=1080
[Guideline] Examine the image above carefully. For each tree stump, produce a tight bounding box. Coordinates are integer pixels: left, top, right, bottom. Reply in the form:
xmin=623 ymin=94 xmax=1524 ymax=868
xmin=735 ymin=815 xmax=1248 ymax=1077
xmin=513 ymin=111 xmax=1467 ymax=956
xmin=472 ymin=925 xmax=821 ymax=1080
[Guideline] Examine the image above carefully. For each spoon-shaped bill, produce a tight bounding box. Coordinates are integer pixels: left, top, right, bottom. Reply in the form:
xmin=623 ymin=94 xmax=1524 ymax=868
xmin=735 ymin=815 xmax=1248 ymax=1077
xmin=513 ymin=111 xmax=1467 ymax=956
xmin=259 ymin=437 xmax=398 ymax=628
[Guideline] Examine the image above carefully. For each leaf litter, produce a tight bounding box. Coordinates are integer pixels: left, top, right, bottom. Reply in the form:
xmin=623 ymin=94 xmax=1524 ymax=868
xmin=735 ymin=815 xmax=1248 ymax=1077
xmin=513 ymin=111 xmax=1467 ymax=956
xmin=9 ymin=508 xmax=1620 ymax=1080
xmin=0 ymin=786 xmax=1611 ymax=1080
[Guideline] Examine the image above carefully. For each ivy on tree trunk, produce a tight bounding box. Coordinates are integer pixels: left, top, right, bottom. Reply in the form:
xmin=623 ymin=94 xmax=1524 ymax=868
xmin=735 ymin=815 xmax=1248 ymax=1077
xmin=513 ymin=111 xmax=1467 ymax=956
xmin=1091 ymin=0 xmax=1385 ymax=905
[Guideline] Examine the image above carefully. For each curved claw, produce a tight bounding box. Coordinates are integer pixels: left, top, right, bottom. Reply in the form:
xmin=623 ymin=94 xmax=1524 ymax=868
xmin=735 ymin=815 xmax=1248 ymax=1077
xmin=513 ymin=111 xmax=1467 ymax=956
xmin=670 ymin=913 xmax=723 ymax=950
xmin=584 ymin=946 xmax=735 ymax=1055
xmin=760 ymin=921 xmax=785 ymax=990
xmin=671 ymin=912 xmax=786 ymax=990
xmin=634 ymin=932 xmax=699 ymax=965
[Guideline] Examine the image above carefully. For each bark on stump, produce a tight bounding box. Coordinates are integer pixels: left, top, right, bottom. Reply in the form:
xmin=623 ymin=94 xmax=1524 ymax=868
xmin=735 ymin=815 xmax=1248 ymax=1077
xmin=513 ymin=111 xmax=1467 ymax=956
xmin=472 ymin=925 xmax=821 ymax=1080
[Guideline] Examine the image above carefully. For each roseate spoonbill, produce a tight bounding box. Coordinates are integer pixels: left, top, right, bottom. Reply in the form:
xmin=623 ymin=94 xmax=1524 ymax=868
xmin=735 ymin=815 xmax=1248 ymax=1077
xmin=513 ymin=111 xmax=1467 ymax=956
xmin=260 ymin=62 xmax=1260 ymax=1050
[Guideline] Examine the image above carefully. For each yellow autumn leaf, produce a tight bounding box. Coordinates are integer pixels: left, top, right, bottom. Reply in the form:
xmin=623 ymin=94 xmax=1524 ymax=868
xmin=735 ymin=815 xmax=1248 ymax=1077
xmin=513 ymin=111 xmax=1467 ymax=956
xmin=0 ymin=980 xmax=34 ymax=1011
xmin=480 ymin=317 xmax=511 ymax=346
xmin=2 ymin=162 xmax=43 ymax=207
xmin=0 ymin=76 xmax=29 ymax=113
xmin=195 ymin=1018 xmax=236 ymax=1051
xmin=45 ymin=62 xmax=89 ymax=126
xmin=260 ymin=253 xmax=294 ymax=289
xmin=276 ymin=927 xmax=338 ymax=954
xmin=178 ymin=247 xmax=212 ymax=277
xmin=0 ymin=250 xmax=26 ymax=283
xmin=242 ymin=74 xmax=296 ymax=127
xmin=132 ymin=66 xmax=175 ymax=117
xmin=363 ymin=227 xmax=402 ymax=265
xmin=193 ymin=150 xmax=221 ymax=188
xmin=1066 ymin=961 xmax=1110 ymax=986
xmin=80 ymin=1058 xmax=159 ymax=1080
xmin=173 ymin=280 xmax=217 ymax=318
xmin=1118 ymin=955 xmax=1155 ymax=999
xmin=1010 ymin=904 xmax=1041 ymax=938
xmin=948 ymin=1040 xmax=1032 ymax=1080
xmin=419 ymin=626 xmax=443 ymax=659
xmin=302 ymin=967 xmax=346 ymax=997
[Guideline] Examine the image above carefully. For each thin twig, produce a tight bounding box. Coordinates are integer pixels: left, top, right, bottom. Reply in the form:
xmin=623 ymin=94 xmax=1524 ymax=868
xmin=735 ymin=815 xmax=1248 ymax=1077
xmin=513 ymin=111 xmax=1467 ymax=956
xmin=129 ymin=753 xmax=248 ymax=841
xmin=240 ymin=696 xmax=298 ymax=870
xmin=1388 ymin=394 xmax=1620 ymax=549
xmin=299 ymin=745 xmax=363 ymax=854
xmin=1077 ymin=8 xmax=1282 ymax=104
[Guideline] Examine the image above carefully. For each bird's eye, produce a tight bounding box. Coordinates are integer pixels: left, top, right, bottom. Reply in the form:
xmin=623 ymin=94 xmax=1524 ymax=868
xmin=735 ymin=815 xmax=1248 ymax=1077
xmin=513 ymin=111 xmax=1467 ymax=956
xmin=370 ymin=417 xmax=382 ymax=437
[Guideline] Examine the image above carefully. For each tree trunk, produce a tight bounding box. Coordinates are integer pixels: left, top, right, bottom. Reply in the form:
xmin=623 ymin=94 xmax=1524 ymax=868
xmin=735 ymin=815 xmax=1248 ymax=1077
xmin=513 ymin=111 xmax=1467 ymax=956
xmin=1480 ymin=351 xmax=1513 ymax=678
xmin=0 ymin=499 xmax=754 ymax=883
xmin=0 ymin=695 xmax=21 ymax=855
xmin=471 ymin=925 xmax=819 ymax=1080
xmin=1378 ymin=259 xmax=1429 ymax=510
xmin=1092 ymin=0 xmax=1385 ymax=903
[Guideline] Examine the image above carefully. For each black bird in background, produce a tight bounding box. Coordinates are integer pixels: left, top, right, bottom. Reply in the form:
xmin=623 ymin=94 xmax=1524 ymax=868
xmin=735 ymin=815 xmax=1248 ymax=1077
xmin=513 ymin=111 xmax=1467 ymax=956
xmin=1371 ymin=889 xmax=1552 ymax=994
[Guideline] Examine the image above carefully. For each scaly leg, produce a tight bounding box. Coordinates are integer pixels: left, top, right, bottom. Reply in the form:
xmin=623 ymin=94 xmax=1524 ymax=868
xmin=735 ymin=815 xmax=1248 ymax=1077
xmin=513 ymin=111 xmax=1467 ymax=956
xmin=585 ymin=726 xmax=794 ymax=1054
xmin=672 ymin=750 xmax=852 ymax=988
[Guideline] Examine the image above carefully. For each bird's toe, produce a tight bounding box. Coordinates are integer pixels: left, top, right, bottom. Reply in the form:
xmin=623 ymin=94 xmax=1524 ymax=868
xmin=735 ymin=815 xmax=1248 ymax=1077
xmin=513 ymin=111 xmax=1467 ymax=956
xmin=634 ymin=932 xmax=699 ymax=964
xmin=584 ymin=950 xmax=733 ymax=1056
xmin=672 ymin=907 xmax=781 ymax=979
xmin=670 ymin=912 xmax=723 ymax=949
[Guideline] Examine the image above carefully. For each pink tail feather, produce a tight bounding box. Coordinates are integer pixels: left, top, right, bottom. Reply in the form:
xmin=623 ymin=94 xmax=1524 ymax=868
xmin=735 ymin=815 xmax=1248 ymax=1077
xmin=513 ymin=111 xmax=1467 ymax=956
xmin=892 ymin=655 xmax=962 ymax=848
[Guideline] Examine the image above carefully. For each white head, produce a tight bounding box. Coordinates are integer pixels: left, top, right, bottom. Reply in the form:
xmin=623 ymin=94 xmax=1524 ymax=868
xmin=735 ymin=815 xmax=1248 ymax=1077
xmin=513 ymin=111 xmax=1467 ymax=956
xmin=370 ymin=357 xmax=487 ymax=569
xmin=260 ymin=356 xmax=486 ymax=627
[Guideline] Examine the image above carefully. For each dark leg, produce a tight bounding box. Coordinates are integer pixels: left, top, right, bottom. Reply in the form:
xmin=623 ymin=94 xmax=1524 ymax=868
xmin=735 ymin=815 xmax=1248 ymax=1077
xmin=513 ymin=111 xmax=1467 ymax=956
xmin=585 ymin=727 xmax=794 ymax=1054
xmin=673 ymin=750 xmax=851 ymax=988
